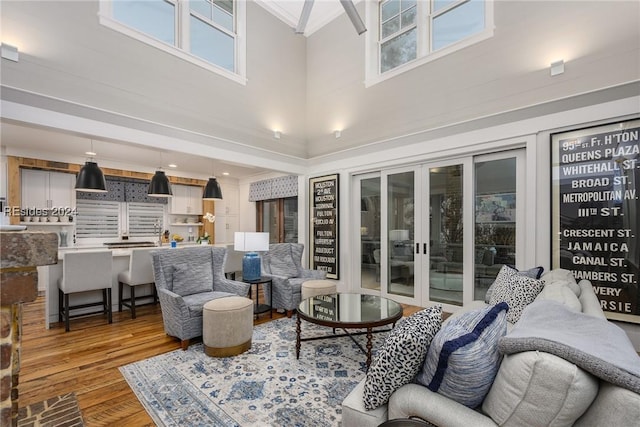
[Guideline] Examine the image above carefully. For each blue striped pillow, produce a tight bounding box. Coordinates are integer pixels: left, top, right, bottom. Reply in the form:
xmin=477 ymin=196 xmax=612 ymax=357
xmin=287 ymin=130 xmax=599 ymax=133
xmin=415 ymin=302 xmax=509 ymax=408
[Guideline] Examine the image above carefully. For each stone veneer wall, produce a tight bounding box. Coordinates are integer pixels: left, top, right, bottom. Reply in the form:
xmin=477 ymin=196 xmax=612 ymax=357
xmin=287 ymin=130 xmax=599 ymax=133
xmin=0 ymin=231 xmax=58 ymax=426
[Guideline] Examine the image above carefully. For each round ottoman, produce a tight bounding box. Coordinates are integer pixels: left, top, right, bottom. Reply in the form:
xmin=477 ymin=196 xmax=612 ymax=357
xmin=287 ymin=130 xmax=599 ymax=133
xmin=203 ymin=296 xmax=253 ymax=357
xmin=301 ymin=280 xmax=337 ymax=300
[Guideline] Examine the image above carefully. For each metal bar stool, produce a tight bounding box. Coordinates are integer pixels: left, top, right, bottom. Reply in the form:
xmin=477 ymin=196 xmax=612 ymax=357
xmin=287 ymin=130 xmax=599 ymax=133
xmin=118 ymin=247 xmax=158 ymax=319
xmin=57 ymin=250 xmax=113 ymax=332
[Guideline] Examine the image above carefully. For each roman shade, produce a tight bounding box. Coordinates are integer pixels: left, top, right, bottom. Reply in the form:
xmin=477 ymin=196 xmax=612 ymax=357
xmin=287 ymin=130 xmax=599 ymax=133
xmin=248 ymin=175 xmax=298 ymax=202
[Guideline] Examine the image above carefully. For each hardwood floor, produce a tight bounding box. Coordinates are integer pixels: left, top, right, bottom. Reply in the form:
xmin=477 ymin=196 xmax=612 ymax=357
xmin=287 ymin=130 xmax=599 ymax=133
xmin=18 ymin=295 xmax=424 ymax=426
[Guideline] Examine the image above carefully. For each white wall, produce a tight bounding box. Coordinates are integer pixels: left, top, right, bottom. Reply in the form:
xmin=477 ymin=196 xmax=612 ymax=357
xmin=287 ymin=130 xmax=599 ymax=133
xmin=0 ymin=1 xmax=308 ymax=157
xmin=306 ymin=95 xmax=640 ymax=348
xmin=304 ymin=1 xmax=640 ymax=157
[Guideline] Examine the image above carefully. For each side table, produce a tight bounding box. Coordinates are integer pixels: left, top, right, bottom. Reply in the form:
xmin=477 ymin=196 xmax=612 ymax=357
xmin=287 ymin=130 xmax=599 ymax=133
xmin=243 ymin=276 xmax=273 ymax=318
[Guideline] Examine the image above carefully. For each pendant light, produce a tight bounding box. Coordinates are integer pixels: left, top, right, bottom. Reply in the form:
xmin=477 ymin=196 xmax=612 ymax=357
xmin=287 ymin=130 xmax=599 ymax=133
xmin=148 ymin=152 xmax=173 ymax=197
xmin=203 ymin=160 xmax=223 ymax=200
xmin=75 ymin=140 xmax=107 ymax=192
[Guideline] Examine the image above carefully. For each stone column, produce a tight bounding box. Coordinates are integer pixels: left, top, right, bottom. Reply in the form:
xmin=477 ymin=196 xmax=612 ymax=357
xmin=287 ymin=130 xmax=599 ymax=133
xmin=0 ymin=231 xmax=58 ymax=426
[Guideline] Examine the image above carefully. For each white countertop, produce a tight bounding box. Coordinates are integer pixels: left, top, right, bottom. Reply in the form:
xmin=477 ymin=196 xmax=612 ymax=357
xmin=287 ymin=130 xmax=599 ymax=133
xmin=57 ymin=242 xmax=209 ymax=258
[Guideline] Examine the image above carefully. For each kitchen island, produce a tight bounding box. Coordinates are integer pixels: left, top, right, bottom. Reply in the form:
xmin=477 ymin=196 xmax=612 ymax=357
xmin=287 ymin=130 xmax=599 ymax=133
xmin=40 ymin=242 xmax=211 ymax=328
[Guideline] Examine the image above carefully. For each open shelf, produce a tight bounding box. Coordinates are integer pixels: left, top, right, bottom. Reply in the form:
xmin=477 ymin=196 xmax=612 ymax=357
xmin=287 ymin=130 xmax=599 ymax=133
xmin=20 ymin=222 xmax=74 ymax=226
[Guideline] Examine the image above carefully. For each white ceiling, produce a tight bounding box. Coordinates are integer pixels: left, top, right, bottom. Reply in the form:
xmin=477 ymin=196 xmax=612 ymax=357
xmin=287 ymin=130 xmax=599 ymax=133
xmin=256 ymin=0 xmax=362 ymax=36
xmin=0 ymin=121 xmax=264 ymax=181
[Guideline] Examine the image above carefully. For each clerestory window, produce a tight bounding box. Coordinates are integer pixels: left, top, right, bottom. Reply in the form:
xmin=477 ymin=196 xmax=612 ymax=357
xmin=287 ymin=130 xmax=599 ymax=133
xmin=99 ymin=0 xmax=246 ymax=84
xmin=366 ymin=0 xmax=493 ymax=86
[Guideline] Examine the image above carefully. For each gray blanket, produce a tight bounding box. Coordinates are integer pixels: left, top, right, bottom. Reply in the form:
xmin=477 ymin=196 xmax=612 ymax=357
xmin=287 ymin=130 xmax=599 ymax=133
xmin=499 ymin=300 xmax=640 ymax=393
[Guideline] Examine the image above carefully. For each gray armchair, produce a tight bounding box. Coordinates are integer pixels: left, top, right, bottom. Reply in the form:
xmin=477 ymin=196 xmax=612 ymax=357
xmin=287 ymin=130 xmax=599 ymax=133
xmin=151 ymin=246 xmax=250 ymax=350
xmin=261 ymin=243 xmax=326 ymax=316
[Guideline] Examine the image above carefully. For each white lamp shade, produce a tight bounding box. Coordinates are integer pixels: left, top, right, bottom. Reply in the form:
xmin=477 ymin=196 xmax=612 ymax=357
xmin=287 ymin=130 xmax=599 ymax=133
xmin=234 ymin=232 xmax=270 ymax=252
xmin=389 ymin=229 xmax=409 ymax=241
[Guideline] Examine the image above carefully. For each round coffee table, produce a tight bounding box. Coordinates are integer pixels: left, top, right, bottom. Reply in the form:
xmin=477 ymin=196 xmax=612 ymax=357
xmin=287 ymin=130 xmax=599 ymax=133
xmin=296 ymin=293 xmax=403 ymax=368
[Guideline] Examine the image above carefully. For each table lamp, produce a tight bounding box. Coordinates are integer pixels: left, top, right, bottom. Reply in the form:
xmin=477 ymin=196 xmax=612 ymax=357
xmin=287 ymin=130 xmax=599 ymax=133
xmin=234 ymin=232 xmax=270 ymax=281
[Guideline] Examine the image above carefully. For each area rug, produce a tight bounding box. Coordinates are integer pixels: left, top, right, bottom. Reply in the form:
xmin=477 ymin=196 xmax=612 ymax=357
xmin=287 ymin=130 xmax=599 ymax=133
xmin=120 ymin=317 xmax=388 ymax=426
xmin=18 ymin=392 xmax=84 ymax=427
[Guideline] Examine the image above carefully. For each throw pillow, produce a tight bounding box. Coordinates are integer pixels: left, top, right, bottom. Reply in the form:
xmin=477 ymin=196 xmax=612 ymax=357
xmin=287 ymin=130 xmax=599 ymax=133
xmin=542 ymin=269 xmax=581 ymax=296
xmin=534 ymin=281 xmax=582 ymax=312
xmin=363 ymin=305 xmax=443 ymax=410
xmin=415 ymin=302 xmax=509 ymax=408
xmin=488 ymin=266 xmax=544 ymax=323
xmin=482 ymin=351 xmax=599 ymax=426
xmin=171 ymin=263 xmax=213 ymax=296
xmin=484 ymin=265 xmax=544 ymax=303
xmin=269 ymin=255 xmax=299 ymax=278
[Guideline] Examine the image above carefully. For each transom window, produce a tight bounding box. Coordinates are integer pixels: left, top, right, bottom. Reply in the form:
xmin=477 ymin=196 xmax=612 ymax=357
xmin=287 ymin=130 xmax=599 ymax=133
xmin=367 ymin=0 xmax=492 ymax=85
xmin=100 ymin=0 xmax=246 ymax=84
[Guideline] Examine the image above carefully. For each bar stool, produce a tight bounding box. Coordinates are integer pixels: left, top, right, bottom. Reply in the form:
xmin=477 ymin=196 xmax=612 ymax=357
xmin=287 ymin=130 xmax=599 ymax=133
xmin=58 ymin=251 xmax=113 ymax=332
xmin=118 ymin=247 xmax=157 ymax=319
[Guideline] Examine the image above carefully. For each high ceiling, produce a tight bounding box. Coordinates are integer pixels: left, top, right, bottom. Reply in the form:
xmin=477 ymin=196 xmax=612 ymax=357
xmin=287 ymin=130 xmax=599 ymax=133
xmin=1 ymin=1 xmax=363 ymax=180
xmin=256 ymin=0 xmax=362 ymax=36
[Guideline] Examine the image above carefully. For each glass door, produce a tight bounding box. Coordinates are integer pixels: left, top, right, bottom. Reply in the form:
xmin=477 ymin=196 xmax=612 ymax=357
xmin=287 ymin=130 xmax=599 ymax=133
xmin=425 ymin=162 xmax=466 ymax=307
xmin=353 ymin=149 xmax=524 ymax=310
xmin=386 ymin=168 xmax=418 ymax=301
xmin=473 ymin=152 xmax=523 ymax=301
xmin=358 ymin=174 xmax=382 ymax=291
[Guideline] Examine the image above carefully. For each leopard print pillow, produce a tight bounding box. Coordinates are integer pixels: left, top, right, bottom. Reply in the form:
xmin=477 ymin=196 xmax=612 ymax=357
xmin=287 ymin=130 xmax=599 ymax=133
xmin=489 ymin=265 xmax=544 ymax=323
xmin=363 ymin=305 xmax=442 ymax=410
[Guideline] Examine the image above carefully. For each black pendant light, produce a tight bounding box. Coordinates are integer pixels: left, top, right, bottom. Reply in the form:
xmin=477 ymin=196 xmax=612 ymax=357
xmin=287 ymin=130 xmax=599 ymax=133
xmin=203 ymin=160 xmax=223 ymax=200
xmin=148 ymin=170 xmax=172 ymax=197
xmin=203 ymin=177 xmax=223 ymax=200
xmin=75 ymin=140 xmax=107 ymax=192
xmin=148 ymin=151 xmax=172 ymax=197
xmin=75 ymin=161 xmax=107 ymax=192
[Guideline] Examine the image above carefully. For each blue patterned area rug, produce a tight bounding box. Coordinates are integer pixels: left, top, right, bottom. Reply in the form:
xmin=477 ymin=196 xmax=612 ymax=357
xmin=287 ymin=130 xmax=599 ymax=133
xmin=120 ymin=317 xmax=388 ymax=427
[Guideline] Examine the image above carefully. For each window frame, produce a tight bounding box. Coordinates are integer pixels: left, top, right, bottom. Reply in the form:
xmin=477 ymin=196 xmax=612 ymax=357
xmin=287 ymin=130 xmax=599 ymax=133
xmin=98 ymin=0 xmax=247 ymax=85
xmin=256 ymin=197 xmax=298 ymax=243
xmin=365 ymin=0 xmax=494 ymax=87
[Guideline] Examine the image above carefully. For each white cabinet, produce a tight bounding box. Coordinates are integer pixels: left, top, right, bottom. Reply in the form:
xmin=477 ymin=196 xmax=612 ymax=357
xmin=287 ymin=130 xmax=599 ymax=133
xmin=213 ymin=183 xmax=239 ymax=244
xmin=214 ymin=214 xmax=238 ymax=244
xmin=214 ymin=184 xmax=239 ymax=215
xmin=170 ymin=184 xmax=203 ymax=215
xmin=21 ymin=169 xmax=75 ymax=211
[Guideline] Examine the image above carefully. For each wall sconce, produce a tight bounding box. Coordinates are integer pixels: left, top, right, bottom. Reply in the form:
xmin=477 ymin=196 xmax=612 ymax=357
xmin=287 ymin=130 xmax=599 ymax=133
xmin=334 ymin=130 xmax=342 ymax=139
xmin=1 ymin=43 xmax=19 ymax=62
xmin=273 ymin=130 xmax=281 ymax=139
xmin=550 ymin=60 xmax=565 ymax=76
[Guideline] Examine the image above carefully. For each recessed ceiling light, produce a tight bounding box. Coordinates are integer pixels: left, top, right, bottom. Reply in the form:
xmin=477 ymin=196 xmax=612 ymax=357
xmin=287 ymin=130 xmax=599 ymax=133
xmin=85 ymin=151 xmax=97 ymax=156
xmin=222 ymin=172 xmax=229 ymax=176
xmin=168 ymin=164 xmax=177 ymax=168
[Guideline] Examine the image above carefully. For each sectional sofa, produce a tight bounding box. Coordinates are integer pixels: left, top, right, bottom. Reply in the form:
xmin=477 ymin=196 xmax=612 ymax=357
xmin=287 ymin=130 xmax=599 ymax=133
xmin=342 ymin=268 xmax=640 ymax=426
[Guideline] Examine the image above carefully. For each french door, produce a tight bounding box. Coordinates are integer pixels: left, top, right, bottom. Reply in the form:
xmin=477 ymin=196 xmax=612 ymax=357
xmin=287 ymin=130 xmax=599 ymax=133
xmin=355 ymin=150 xmax=524 ymax=311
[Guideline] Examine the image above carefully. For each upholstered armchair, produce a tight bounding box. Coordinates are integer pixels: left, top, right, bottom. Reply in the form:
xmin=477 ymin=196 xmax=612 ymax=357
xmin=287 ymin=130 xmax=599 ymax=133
xmin=151 ymin=246 xmax=250 ymax=350
xmin=261 ymin=243 xmax=327 ymax=316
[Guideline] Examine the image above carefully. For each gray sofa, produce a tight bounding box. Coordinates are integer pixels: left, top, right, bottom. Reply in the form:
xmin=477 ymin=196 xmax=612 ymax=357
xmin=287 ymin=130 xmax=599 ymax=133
xmin=342 ymin=269 xmax=640 ymax=426
xmin=151 ymin=246 xmax=250 ymax=349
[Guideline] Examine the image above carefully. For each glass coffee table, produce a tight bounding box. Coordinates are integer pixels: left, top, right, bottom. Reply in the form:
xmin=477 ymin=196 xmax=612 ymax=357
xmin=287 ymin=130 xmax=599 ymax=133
xmin=296 ymin=293 xmax=403 ymax=368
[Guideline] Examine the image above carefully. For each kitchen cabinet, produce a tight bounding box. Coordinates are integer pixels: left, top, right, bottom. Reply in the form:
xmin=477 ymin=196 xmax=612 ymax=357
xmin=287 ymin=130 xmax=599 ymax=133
xmin=214 ymin=184 xmax=239 ymax=216
xmin=213 ymin=183 xmax=238 ymax=244
xmin=170 ymin=184 xmax=203 ymax=215
xmin=215 ymin=214 xmax=238 ymax=244
xmin=21 ymin=169 xmax=75 ymax=212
